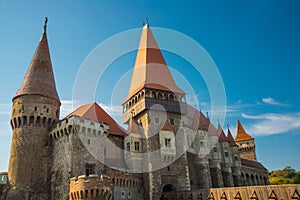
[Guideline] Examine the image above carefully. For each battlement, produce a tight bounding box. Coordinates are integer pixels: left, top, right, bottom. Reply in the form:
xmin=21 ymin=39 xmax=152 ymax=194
xmin=70 ymin=174 xmax=112 ymax=200
xmin=49 ymin=115 xmax=109 ymax=142
xmin=106 ymin=169 xmax=142 ymax=189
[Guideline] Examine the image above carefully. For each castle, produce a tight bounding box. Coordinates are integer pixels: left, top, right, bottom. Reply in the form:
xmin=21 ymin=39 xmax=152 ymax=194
xmin=2 ymin=19 xmax=273 ymax=200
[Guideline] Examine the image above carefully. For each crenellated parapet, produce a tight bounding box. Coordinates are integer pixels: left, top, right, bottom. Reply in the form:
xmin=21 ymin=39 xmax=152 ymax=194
xmin=49 ymin=115 xmax=109 ymax=143
xmin=106 ymin=169 xmax=142 ymax=190
xmin=70 ymin=174 xmax=112 ymax=200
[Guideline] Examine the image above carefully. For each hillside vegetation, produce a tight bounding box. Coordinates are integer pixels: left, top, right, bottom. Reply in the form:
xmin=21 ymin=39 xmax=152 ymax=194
xmin=269 ymin=166 xmax=300 ymax=185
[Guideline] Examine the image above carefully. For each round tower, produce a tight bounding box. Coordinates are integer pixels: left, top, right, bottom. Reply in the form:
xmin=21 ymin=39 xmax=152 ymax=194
xmin=7 ymin=18 xmax=60 ymax=199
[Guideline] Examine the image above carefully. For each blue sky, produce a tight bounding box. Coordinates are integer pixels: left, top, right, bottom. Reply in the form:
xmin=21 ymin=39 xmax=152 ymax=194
xmin=1 ymin=0 xmax=300 ymax=172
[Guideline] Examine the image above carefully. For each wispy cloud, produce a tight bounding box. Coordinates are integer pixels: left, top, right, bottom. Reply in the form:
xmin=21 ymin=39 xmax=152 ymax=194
xmin=242 ymin=112 xmax=300 ymax=136
xmin=99 ymin=103 xmax=123 ymax=117
xmin=60 ymin=100 xmax=82 ymax=118
xmin=0 ymin=103 xmax=11 ymax=116
xmin=262 ymin=97 xmax=288 ymax=106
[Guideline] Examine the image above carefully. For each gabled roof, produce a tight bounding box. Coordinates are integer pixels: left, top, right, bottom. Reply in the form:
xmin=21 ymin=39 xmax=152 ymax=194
xmin=227 ymin=128 xmax=238 ymax=147
xmin=235 ymin=120 xmax=254 ymax=142
xmin=66 ymin=102 xmax=126 ymax=136
xmin=218 ymin=124 xmax=229 ymax=143
xmin=14 ymin=19 xmax=60 ymax=103
xmin=125 ymin=24 xmax=185 ymax=102
xmin=161 ymin=121 xmax=174 ymax=132
xmin=127 ymin=117 xmax=143 ymax=135
xmin=241 ymin=158 xmax=267 ymax=170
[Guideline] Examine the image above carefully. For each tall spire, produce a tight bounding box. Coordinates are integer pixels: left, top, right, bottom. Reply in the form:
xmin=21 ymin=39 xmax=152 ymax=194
xmin=14 ymin=17 xmax=60 ymax=102
xmin=235 ymin=120 xmax=254 ymax=142
xmin=125 ymin=24 xmax=185 ymax=100
xmin=227 ymin=128 xmax=238 ymax=147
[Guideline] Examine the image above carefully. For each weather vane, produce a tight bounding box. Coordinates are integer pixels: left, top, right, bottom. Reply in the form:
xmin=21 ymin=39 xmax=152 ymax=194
xmin=44 ymin=17 xmax=48 ymax=32
xmin=146 ymin=17 xmax=149 ymax=27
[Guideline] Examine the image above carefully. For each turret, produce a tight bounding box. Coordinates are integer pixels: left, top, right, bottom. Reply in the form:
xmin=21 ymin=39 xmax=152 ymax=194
xmin=235 ymin=120 xmax=257 ymax=161
xmin=7 ymin=18 xmax=60 ymax=199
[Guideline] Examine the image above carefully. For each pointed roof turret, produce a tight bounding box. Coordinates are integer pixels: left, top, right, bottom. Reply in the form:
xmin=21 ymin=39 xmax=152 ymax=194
xmin=14 ymin=18 xmax=60 ymax=103
xmin=127 ymin=117 xmax=143 ymax=135
xmin=227 ymin=128 xmax=238 ymax=147
xmin=125 ymin=24 xmax=185 ymax=101
xmin=66 ymin=102 xmax=126 ymax=136
xmin=235 ymin=120 xmax=254 ymax=142
xmin=217 ymin=124 xmax=229 ymax=143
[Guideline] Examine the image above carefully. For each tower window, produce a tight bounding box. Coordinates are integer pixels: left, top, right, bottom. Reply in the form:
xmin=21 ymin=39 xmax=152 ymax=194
xmin=213 ymin=147 xmax=217 ymax=152
xmin=134 ymin=141 xmax=140 ymax=151
xmin=34 ymin=106 xmax=37 ymax=111
xmin=170 ymin=119 xmax=174 ymax=125
xmin=165 ymin=138 xmax=171 ymax=148
xmin=155 ymin=117 xmax=159 ymax=123
xmin=121 ymin=191 xmax=125 ymax=198
xmin=127 ymin=142 xmax=130 ymax=151
xmin=225 ymin=152 xmax=229 ymax=157
xmin=87 ymin=139 xmax=90 ymax=145
xmin=85 ymin=164 xmax=95 ymax=176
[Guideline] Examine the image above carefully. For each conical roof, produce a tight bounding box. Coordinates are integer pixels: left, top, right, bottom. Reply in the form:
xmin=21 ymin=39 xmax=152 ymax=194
xmin=14 ymin=19 xmax=60 ymax=102
xmin=227 ymin=128 xmax=238 ymax=147
xmin=127 ymin=117 xmax=143 ymax=135
xmin=217 ymin=124 xmax=229 ymax=142
xmin=66 ymin=102 xmax=126 ymax=136
xmin=125 ymin=24 xmax=185 ymax=101
xmin=235 ymin=120 xmax=254 ymax=142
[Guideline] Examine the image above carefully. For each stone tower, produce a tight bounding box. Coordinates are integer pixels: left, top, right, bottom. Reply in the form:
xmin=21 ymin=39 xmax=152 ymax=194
xmin=235 ymin=120 xmax=257 ymax=161
xmin=7 ymin=18 xmax=60 ymax=199
xmin=122 ymin=23 xmax=189 ymax=199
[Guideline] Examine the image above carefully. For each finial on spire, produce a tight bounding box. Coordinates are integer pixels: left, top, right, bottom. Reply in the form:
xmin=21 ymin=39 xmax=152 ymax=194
xmin=227 ymin=123 xmax=230 ymax=129
xmin=206 ymin=111 xmax=209 ymax=119
xmin=43 ymin=17 xmax=48 ymax=32
xmin=146 ymin=17 xmax=149 ymax=27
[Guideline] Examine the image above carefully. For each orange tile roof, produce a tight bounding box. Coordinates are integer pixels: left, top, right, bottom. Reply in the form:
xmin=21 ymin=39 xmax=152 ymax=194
xmin=125 ymin=25 xmax=185 ymax=102
xmin=161 ymin=121 xmax=174 ymax=131
xmin=235 ymin=120 xmax=254 ymax=142
xmin=14 ymin=28 xmax=60 ymax=102
xmin=227 ymin=128 xmax=238 ymax=147
xmin=66 ymin=102 xmax=126 ymax=136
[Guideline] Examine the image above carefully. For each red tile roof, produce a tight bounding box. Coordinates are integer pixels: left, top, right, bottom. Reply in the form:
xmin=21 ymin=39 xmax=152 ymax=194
xmin=161 ymin=121 xmax=174 ymax=131
xmin=218 ymin=124 xmax=229 ymax=143
xmin=125 ymin=25 xmax=185 ymax=102
xmin=186 ymin=104 xmax=209 ymax=130
xmin=14 ymin=28 xmax=60 ymax=102
xmin=66 ymin=102 xmax=126 ymax=136
xmin=227 ymin=129 xmax=238 ymax=147
xmin=235 ymin=120 xmax=254 ymax=142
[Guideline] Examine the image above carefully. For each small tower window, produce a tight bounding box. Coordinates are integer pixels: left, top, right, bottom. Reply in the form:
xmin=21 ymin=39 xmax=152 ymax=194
xmin=46 ymin=108 xmax=49 ymax=113
xmin=34 ymin=106 xmax=37 ymax=111
xmin=170 ymin=119 xmax=174 ymax=125
xmin=225 ymin=152 xmax=229 ymax=157
xmin=165 ymin=138 xmax=171 ymax=148
xmin=127 ymin=142 xmax=130 ymax=151
xmin=213 ymin=147 xmax=218 ymax=152
xmin=134 ymin=141 xmax=140 ymax=151
xmin=85 ymin=164 xmax=95 ymax=176
xmin=155 ymin=117 xmax=159 ymax=123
